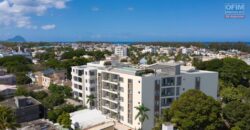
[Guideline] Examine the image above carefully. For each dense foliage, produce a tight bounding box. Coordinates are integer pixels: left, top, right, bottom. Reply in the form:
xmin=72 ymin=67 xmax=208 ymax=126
xmin=195 ymin=58 xmax=250 ymax=87
xmin=16 ymin=73 xmax=32 ymax=85
xmin=0 ymin=106 xmax=19 ymax=129
xmin=57 ymin=112 xmax=71 ymax=128
xmin=48 ymin=104 xmax=77 ymax=122
xmin=48 ymin=84 xmax=72 ymax=98
xmin=222 ymin=101 xmax=250 ymax=129
xmin=0 ymin=55 xmax=32 ymax=73
xmin=61 ymin=49 xmax=111 ymax=60
xmin=42 ymin=93 xmax=65 ymax=109
xmin=169 ymin=89 xmax=224 ymax=130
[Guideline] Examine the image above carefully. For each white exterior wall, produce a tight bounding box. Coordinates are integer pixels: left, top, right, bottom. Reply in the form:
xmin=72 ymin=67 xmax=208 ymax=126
xmin=71 ymin=64 xmax=219 ymax=130
xmin=181 ymin=71 xmax=218 ymax=99
xmin=71 ymin=66 xmax=98 ymax=107
xmin=115 ymin=46 xmax=127 ymax=57
xmin=141 ymin=76 xmax=157 ymax=130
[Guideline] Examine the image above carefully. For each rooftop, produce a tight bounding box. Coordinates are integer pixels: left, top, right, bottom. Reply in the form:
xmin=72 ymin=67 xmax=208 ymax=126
xmin=19 ymin=119 xmax=57 ymax=130
xmin=70 ymin=109 xmax=112 ymax=130
xmin=0 ymin=96 xmax=41 ymax=109
xmin=0 ymin=84 xmax=16 ymax=91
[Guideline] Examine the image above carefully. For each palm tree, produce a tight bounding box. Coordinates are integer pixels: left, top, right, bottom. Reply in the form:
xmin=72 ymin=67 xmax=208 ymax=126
xmin=0 ymin=106 xmax=19 ymax=130
xmin=86 ymin=94 xmax=96 ymax=109
xmin=135 ymin=104 xmax=150 ymax=130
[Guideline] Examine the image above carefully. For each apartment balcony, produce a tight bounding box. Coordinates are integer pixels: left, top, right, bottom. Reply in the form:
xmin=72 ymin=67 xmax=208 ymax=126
xmin=102 ymin=93 xmax=119 ymax=103
xmin=102 ymin=102 xmax=119 ymax=113
xmin=161 ymin=92 xmax=175 ymax=97
xmin=102 ymin=73 xmax=119 ymax=84
xmin=102 ymin=84 xmax=119 ymax=94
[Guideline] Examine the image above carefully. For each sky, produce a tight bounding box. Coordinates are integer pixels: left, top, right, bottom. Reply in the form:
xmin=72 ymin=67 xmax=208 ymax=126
xmin=0 ymin=0 xmax=249 ymax=42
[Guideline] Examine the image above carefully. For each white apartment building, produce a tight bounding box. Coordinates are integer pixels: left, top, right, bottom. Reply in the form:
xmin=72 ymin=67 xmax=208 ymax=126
xmin=71 ymin=61 xmax=218 ymax=130
xmin=114 ymin=46 xmax=128 ymax=57
xmin=142 ymin=46 xmax=157 ymax=54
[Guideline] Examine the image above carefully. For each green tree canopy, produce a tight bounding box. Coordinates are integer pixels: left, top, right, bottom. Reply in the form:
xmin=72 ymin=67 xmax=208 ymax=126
xmin=42 ymin=94 xmax=65 ymax=109
xmin=195 ymin=58 xmax=250 ymax=87
xmin=48 ymin=84 xmax=72 ymax=98
xmin=220 ymin=87 xmax=243 ymax=103
xmin=15 ymin=86 xmax=30 ymax=96
xmin=222 ymin=101 xmax=250 ymax=130
xmin=57 ymin=112 xmax=71 ymax=128
xmin=0 ymin=55 xmax=32 ymax=73
xmin=31 ymin=91 xmax=48 ymax=101
xmin=169 ymin=89 xmax=224 ymax=130
xmin=16 ymin=73 xmax=32 ymax=85
xmin=0 ymin=106 xmax=19 ymax=129
xmin=48 ymin=104 xmax=76 ymax=123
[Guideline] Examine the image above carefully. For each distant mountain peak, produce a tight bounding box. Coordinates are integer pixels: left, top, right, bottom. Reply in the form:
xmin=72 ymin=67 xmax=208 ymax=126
xmin=7 ymin=35 xmax=26 ymax=42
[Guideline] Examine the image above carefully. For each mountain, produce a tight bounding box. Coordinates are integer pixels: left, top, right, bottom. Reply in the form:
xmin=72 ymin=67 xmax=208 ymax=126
xmin=7 ymin=36 xmax=26 ymax=42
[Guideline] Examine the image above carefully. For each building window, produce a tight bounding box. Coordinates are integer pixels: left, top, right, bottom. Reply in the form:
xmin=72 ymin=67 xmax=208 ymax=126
xmin=90 ymin=87 xmax=95 ymax=92
xmin=161 ymin=87 xmax=175 ymax=96
xmin=79 ymin=93 xmax=82 ymax=97
xmin=90 ymin=80 xmax=95 ymax=84
xmin=177 ymin=77 xmax=182 ymax=86
xmin=78 ymin=77 xmax=82 ymax=82
xmin=78 ymin=70 xmax=83 ymax=76
xmin=128 ymin=79 xmax=133 ymax=83
xmin=162 ymin=77 xmax=175 ymax=86
xmin=86 ymin=87 xmax=88 ymax=91
xmin=161 ymin=98 xmax=174 ymax=106
xmin=74 ymin=84 xmax=77 ymax=88
xmin=85 ymin=72 xmax=87 ymax=75
xmin=138 ymin=91 xmax=140 ymax=94
xmin=176 ymin=87 xmax=180 ymax=95
xmin=79 ymin=85 xmax=82 ymax=90
xmin=119 ymin=77 xmax=124 ymax=82
xmin=120 ymin=87 xmax=124 ymax=92
xmin=195 ymin=77 xmax=201 ymax=90
xmin=90 ymin=71 xmax=95 ymax=76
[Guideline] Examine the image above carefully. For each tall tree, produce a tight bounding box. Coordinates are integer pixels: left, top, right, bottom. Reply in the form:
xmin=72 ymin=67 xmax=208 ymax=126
xmin=57 ymin=112 xmax=72 ymax=128
xmin=169 ymin=89 xmax=224 ymax=130
xmin=0 ymin=106 xmax=19 ymax=130
xmin=135 ymin=104 xmax=150 ymax=130
xmin=86 ymin=94 xmax=96 ymax=109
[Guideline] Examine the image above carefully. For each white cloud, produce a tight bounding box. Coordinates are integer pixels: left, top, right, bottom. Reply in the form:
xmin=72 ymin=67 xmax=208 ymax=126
xmin=91 ymin=7 xmax=100 ymax=12
xmin=41 ymin=24 xmax=56 ymax=30
xmin=0 ymin=0 xmax=69 ymax=29
xmin=127 ymin=7 xmax=134 ymax=11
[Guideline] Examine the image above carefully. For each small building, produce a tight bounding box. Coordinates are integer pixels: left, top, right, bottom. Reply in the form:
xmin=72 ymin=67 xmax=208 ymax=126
xmin=0 ymin=84 xmax=16 ymax=98
xmin=0 ymin=96 xmax=45 ymax=123
xmin=0 ymin=68 xmax=16 ymax=85
xmin=142 ymin=46 xmax=157 ymax=54
xmin=70 ymin=109 xmax=115 ymax=130
xmin=35 ymin=69 xmax=68 ymax=88
xmin=70 ymin=109 xmax=133 ymax=130
xmin=114 ymin=46 xmax=128 ymax=57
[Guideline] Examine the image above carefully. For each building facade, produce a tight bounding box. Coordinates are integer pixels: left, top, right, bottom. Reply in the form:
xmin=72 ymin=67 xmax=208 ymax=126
xmin=35 ymin=69 xmax=68 ymax=88
xmin=71 ymin=61 xmax=218 ymax=130
xmin=114 ymin=46 xmax=128 ymax=57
